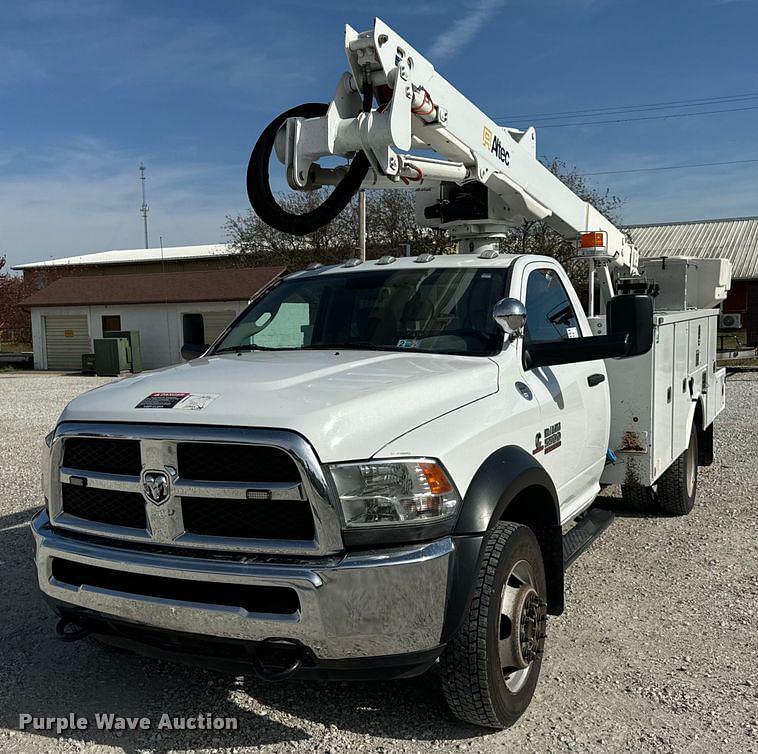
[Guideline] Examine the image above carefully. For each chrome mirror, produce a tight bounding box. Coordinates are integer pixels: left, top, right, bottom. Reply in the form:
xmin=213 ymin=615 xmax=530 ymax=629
xmin=493 ymin=298 xmax=526 ymax=338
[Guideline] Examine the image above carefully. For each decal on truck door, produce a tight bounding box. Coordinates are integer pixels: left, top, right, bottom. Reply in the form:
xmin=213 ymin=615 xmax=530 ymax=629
xmin=533 ymin=422 xmax=562 ymax=455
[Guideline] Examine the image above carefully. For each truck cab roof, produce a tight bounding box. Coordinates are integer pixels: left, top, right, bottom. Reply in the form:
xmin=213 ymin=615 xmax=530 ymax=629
xmin=286 ymin=253 xmax=559 ymax=280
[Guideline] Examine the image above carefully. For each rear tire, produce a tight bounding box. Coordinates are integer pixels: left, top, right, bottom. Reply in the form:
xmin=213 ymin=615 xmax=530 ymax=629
xmin=440 ymin=522 xmax=547 ymax=729
xmin=620 ymin=482 xmax=657 ymax=511
xmin=657 ymin=422 xmax=698 ymax=516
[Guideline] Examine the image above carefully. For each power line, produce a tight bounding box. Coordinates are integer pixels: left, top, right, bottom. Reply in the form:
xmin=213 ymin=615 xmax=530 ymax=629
xmin=497 ymin=91 xmax=758 ymax=122
xmin=506 ymin=103 xmax=758 ymax=129
xmin=510 ymin=94 xmax=758 ymax=123
xmin=582 ymin=158 xmax=758 ymax=176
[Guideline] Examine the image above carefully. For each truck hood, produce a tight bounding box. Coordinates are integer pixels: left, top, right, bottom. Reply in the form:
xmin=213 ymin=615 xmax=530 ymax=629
xmin=59 ymin=350 xmax=499 ymax=461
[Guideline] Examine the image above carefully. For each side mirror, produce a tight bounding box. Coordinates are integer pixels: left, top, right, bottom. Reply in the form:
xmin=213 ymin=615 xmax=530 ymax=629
xmin=523 ymin=294 xmax=654 ymax=369
xmin=493 ymin=298 xmax=526 ymax=338
xmin=180 ymin=343 xmax=208 ymax=361
xmin=606 ymin=294 xmax=654 ymax=357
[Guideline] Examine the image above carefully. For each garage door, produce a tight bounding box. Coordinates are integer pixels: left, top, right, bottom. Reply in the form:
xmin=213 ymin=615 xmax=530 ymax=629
xmin=44 ymin=315 xmax=90 ymax=370
xmin=202 ymin=311 xmax=236 ymax=344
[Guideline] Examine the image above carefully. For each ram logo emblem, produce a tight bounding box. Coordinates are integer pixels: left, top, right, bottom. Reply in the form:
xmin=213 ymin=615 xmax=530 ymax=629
xmin=142 ymin=470 xmax=171 ymax=505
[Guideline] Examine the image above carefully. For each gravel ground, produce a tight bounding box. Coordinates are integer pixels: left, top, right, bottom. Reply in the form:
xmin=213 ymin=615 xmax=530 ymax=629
xmin=0 ymin=371 xmax=756 ymax=754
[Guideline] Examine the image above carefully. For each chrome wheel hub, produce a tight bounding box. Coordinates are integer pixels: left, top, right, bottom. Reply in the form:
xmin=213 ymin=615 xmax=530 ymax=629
xmin=498 ymin=559 xmax=547 ymax=693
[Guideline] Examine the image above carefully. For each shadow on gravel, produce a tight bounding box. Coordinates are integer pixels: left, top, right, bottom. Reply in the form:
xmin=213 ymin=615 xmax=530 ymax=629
xmin=0 ymin=508 xmax=476 ymax=752
xmin=0 ymin=508 xmax=307 ymax=752
xmin=242 ymin=673 xmax=479 ymax=742
xmin=596 ymin=498 xmax=660 ymax=519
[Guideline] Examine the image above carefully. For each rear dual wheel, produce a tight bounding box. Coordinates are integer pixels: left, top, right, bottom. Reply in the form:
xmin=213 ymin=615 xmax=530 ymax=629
xmin=657 ymin=423 xmax=698 ymax=516
xmin=440 ymin=522 xmax=547 ymax=729
xmin=620 ymin=422 xmax=698 ymax=516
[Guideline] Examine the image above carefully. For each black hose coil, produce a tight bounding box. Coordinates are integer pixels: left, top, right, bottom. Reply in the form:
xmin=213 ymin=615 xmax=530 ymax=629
xmin=246 ymin=102 xmax=370 ymax=236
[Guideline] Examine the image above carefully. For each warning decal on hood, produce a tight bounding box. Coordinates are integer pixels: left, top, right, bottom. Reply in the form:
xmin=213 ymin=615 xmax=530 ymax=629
xmin=136 ymin=392 xmax=219 ymax=410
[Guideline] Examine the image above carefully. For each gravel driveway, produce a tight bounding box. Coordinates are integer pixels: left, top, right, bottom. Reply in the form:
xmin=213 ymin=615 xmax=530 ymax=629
xmin=1 ymin=371 xmax=756 ymax=754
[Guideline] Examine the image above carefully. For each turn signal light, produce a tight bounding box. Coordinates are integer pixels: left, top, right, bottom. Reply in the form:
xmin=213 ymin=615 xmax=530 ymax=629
xmin=419 ymin=462 xmax=453 ymax=495
xmin=580 ymin=231 xmax=606 ymax=249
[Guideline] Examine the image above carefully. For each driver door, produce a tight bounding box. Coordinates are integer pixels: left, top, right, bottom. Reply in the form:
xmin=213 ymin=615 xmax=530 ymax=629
xmin=515 ymin=262 xmax=609 ymax=521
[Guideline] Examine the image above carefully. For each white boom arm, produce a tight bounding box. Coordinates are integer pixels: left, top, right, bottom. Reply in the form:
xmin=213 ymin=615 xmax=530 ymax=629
xmin=276 ymin=17 xmax=638 ymax=277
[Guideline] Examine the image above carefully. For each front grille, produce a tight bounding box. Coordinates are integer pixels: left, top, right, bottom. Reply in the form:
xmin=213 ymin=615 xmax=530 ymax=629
xmin=51 ymin=558 xmax=300 ymax=614
xmin=51 ymin=426 xmax=331 ymax=555
xmin=177 ymin=442 xmax=299 ymax=483
xmin=181 ymin=497 xmax=315 ymax=540
xmin=63 ymin=438 xmax=141 ymax=476
xmin=61 ymin=484 xmax=146 ymax=529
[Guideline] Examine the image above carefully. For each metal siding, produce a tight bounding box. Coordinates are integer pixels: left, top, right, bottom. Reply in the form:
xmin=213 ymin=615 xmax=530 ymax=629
xmin=626 ymin=217 xmax=758 ymax=280
xmin=202 ymin=311 xmax=236 ymax=343
xmin=44 ymin=315 xmax=90 ymax=370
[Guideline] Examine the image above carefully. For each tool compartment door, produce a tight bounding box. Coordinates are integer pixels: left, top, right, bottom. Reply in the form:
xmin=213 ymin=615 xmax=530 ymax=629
xmin=671 ymin=320 xmax=693 ymax=463
xmin=652 ymin=321 xmax=674 ymax=480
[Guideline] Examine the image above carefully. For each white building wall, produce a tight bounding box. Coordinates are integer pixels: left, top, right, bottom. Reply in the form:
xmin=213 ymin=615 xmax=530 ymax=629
xmin=30 ymin=301 xmax=246 ymax=371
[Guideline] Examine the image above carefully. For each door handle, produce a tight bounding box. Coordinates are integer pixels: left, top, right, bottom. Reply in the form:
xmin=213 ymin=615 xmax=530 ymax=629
xmin=587 ymin=373 xmax=605 ymax=387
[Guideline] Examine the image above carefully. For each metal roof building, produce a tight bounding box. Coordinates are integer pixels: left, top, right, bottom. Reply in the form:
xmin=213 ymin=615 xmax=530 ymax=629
xmin=12 ymin=243 xmax=235 ymax=271
xmin=625 ymin=216 xmax=758 ymax=346
xmin=20 ymin=267 xmax=285 ymax=371
xmin=625 ymin=216 xmax=758 ymax=280
xmin=12 ymin=243 xmax=242 ymax=292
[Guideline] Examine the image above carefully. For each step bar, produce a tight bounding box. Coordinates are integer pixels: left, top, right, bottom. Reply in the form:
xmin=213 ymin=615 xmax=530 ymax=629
xmin=563 ymin=508 xmax=615 ymax=568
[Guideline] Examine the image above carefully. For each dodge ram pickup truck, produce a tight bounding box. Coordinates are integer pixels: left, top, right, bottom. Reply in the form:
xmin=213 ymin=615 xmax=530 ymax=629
xmin=32 ymin=251 xmax=727 ymax=728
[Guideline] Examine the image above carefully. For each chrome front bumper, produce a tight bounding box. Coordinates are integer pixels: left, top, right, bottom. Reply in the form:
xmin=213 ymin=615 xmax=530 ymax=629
xmin=31 ymin=510 xmax=455 ymax=660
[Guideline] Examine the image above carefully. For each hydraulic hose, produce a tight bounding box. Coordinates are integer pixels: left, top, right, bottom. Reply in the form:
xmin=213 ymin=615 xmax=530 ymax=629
xmin=246 ymin=101 xmax=370 ymax=236
xmin=247 ymin=85 xmax=373 ymax=235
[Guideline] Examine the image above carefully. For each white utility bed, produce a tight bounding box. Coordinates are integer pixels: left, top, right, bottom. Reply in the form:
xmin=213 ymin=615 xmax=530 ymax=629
xmin=601 ymin=307 xmax=727 ymax=487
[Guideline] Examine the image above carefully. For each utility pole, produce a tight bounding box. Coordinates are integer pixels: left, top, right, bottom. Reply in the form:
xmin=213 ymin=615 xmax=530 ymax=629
xmin=139 ymin=162 xmax=149 ymax=249
xmin=358 ymin=189 xmax=366 ymax=261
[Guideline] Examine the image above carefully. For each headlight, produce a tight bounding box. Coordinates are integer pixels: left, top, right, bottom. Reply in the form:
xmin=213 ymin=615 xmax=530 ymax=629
xmin=328 ymin=458 xmax=460 ymax=528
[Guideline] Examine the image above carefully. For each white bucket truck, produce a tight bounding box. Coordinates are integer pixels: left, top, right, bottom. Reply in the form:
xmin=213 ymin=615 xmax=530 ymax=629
xmin=31 ymin=19 xmax=731 ymax=728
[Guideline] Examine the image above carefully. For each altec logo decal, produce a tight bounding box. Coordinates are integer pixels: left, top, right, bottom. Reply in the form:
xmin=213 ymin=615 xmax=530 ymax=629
xmin=482 ymin=125 xmax=510 ymax=166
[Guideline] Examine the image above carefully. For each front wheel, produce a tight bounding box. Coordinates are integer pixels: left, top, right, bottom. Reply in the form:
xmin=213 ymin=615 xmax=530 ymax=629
xmin=440 ymin=522 xmax=547 ymax=729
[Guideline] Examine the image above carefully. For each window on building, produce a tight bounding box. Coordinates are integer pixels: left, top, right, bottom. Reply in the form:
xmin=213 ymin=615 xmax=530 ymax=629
xmin=182 ymin=313 xmax=206 ymax=346
xmin=524 ymin=269 xmax=580 ymax=344
xmin=101 ymin=315 xmax=122 ymax=333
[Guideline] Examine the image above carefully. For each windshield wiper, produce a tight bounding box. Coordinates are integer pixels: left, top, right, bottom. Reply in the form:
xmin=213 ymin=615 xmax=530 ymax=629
xmin=299 ymin=342 xmax=392 ymax=351
xmin=215 ymin=343 xmax=281 ymax=354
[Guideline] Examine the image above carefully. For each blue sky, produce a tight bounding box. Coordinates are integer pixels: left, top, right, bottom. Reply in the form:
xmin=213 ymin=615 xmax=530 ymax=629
xmin=2 ymin=0 xmax=757 ymax=267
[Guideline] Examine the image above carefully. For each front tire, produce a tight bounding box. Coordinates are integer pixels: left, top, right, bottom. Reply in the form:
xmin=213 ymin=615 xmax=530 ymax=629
xmin=440 ymin=522 xmax=547 ymax=729
xmin=657 ymin=422 xmax=698 ymax=516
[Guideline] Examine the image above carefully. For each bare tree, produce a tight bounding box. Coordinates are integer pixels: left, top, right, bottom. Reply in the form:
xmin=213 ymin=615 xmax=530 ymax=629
xmin=500 ymin=158 xmax=625 ymax=293
xmin=0 ymin=255 xmax=32 ymax=345
xmin=224 ymin=190 xmax=450 ymax=269
xmin=225 ymin=162 xmax=623 ymax=284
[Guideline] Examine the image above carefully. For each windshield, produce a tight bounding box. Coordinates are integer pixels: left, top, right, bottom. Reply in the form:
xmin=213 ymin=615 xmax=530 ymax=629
xmin=213 ymin=267 xmax=508 ymax=357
